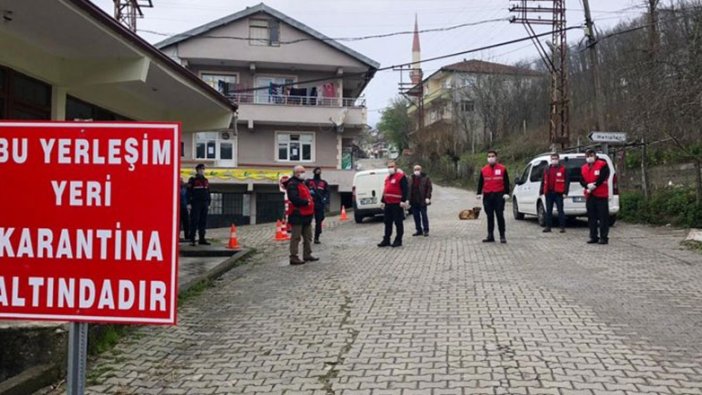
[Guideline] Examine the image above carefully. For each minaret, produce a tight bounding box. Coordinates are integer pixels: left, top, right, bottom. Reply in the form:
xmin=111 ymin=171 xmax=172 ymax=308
xmin=410 ymin=14 xmax=423 ymax=85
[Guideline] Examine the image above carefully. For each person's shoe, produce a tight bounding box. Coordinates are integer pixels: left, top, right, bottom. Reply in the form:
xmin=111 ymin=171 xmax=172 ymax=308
xmin=412 ymin=232 xmax=423 ymax=237
xmin=314 ymin=239 xmax=321 ymax=245
xmin=587 ymin=239 xmax=599 ymax=244
xmin=290 ymin=256 xmax=305 ymax=265
xmin=423 ymin=231 xmax=429 ymax=237
xmin=304 ymin=256 xmax=320 ymax=262
xmin=391 ymin=240 xmax=403 ymax=248
xmin=190 ymin=240 xmax=196 ymax=247
xmin=560 ymin=228 xmax=566 ymax=233
xmin=198 ymin=239 xmax=211 ymax=246
xmin=378 ymin=240 xmax=391 ymax=247
xmin=482 ymin=237 xmax=495 ymax=243
xmin=500 ymin=237 xmax=507 ymax=244
xmin=542 ymin=228 xmax=552 ymax=233
xmin=598 ymin=239 xmax=609 ymax=245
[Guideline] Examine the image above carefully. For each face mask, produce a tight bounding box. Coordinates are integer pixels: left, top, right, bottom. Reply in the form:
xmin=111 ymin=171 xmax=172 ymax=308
xmin=388 ymin=168 xmax=396 ymax=175
xmin=586 ymin=157 xmax=595 ymax=164
xmin=314 ymin=172 xmax=321 ymax=177
xmin=197 ymin=169 xmax=204 ymax=176
xmin=551 ymin=160 xmax=559 ymax=166
xmin=414 ymin=171 xmax=421 ymax=176
xmin=487 ymin=157 xmax=496 ymax=165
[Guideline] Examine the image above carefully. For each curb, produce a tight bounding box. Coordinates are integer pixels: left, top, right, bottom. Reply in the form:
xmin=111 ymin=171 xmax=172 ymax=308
xmin=0 ymin=248 xmax=256 ymax=395
xmin=179 ymin=248 xmax=255 ymax=293
xmin=0 ymin=364 xmax=61 ymax=395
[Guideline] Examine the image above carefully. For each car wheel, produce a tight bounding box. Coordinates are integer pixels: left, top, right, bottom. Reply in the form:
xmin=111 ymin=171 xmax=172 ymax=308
xmin=354 ymin=212 xmax=364 ymax=224
xmin=537 ymin=201 xmax=546 ymax=227
xmin=513 ymin=198 xmax=525 ymax=220
xmin=608 ymin=214 xmax=617 ymax=227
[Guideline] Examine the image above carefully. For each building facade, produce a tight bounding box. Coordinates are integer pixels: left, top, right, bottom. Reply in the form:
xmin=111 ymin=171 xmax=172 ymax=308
xmin=408 ymin=59 xmax=543 ymax=158
xmin=157 ymin=3 xmax=379 ymax=225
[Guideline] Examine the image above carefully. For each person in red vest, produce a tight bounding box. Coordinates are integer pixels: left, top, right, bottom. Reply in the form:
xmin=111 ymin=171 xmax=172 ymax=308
xmin=580 ymin=149 xmax=611 ymax=244
xmin=378 ymin=161 xmax=409 ymax=248
xmin=285 ymin=165 xmax=319 ymax=265
xmin=540 ymin=153 xmax=570 ymax=233
xmin=477 ymin=150 xmax=510 ymax=244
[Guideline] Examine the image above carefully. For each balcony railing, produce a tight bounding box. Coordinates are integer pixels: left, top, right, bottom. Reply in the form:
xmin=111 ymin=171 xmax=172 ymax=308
xmin=226 ymin=93 xmax=366 ymax=108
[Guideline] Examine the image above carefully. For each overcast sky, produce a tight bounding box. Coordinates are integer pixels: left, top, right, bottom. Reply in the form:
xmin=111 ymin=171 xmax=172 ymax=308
xmin=94 ymin=0 xmax=646 ymax=125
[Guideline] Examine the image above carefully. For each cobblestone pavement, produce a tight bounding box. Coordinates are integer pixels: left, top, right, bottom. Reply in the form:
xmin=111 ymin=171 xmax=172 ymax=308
xmin=70 ymin=186 xmax=702 ymax=395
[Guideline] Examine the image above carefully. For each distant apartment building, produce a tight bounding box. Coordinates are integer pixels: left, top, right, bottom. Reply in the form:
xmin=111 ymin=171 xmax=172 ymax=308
xmin=157 ymin=3 xmax=379 ymax=225
xmin=408 ymin=59 xmax=543 ymax=136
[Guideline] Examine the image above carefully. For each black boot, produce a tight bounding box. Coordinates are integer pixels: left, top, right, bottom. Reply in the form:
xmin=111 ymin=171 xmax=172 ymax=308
xmin=482 ymin=236 xmax=495 ymax=243
xmin=391 ymin=239 xmax=403 ymax=248
xmin=378 ymin=239 xmax=391 ymax=247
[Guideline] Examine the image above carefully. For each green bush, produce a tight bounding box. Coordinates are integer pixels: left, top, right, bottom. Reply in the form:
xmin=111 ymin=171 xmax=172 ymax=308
xmin=620 ymin=188 xmax=702 ymax=228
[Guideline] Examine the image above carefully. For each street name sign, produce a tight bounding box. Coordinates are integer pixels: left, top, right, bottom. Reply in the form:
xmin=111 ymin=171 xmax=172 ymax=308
xmin=588 ymin=131 xmax=627 ymax=144
xmin=0 ymin=122 xmax=180 ymax=325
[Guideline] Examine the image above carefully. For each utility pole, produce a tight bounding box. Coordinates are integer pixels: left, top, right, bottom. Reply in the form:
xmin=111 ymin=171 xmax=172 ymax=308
xmin=114 ymin=0 xmax=153 ymax=32
xmin=581 ymin=0 xmax=606 ymax=133
xmin=509 ymin=0 xmax=571 ymax=151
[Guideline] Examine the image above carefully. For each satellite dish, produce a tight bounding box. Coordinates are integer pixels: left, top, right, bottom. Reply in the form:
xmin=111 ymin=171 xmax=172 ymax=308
xmin=330 ymin=108 xmax=348 ymax=133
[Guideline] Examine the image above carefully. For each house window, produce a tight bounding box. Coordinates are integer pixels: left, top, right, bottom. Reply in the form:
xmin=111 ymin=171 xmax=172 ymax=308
xmin=249 ymin=19 xmax=280 ymax=46
xmin=255 ymin=76 xmax=295 ymax=104
xmin=195 ymin=132 xmax=218 ymax=160
xmin=201 ymin=73 xmax=238 ymax=96
xmin=277 ymin=132 xmax=314 ymax=162
xmin=460 ymin=100 xmax=475 ymax=113
xmin=194 ymin=132 xmax=236 ymax=163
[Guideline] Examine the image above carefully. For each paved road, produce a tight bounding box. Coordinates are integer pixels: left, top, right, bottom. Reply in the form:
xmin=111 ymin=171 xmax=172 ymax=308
xmin=73 ymin=186 xmax=702 ymax=395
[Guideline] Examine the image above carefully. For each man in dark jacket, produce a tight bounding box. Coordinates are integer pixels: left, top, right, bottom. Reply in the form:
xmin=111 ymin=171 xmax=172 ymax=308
xmin=286 ymin=165 xmax=319 ymax=265
xmin=408 ymin=164 xmax=433 ymax=237
xmin=540 ymin=153 xmax=571 ymax=233
xmin=305 ymin=167 xmax=329 ymax=244
xmin=180 ymin=177 xmax=190 ymax=242
xmin=187 ymin=164 xmax=211 ymax=246
xmin=378 ymin=161 xmax=409 ymax=248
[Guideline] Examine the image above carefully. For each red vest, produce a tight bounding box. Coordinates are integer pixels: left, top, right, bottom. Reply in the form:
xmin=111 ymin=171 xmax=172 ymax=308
xmin=581 ymin=160 xmax=609 ymax=198
xmin=287 ymin=181 xmax=315 ymax=216
xmin=481 ymin=164 xmax=507 ymax=194
xmin=543 ymin=165 xmax=567 ymax=194
xmin=384 ymin=172 xmax=404 ymax=204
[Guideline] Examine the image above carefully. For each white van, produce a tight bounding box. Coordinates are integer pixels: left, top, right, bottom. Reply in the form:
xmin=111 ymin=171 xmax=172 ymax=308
xmin=512 ymin=152 xmax=620 ymax=226
xmin=352 ymin=168 xmax=390 ymax=223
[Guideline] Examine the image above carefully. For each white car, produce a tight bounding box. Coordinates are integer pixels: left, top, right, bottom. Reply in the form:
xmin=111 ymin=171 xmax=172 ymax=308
xmin=352 ymin=169 xmax=409 ymax=223
xmin=511 ymin=152 xmax=620 ymax=226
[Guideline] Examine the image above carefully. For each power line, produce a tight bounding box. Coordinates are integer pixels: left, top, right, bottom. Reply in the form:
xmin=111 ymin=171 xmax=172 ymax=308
xmin=139 ymin=18 xmax=507 ymax=44
xmin=229 ymin=14 xmax=681 ymax=95
xmin=232 ymin=25 xmax=583 ymax=93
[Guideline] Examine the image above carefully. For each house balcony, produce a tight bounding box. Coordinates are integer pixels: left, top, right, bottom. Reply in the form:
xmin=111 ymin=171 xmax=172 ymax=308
xmin=228 ymin=93 xmax=367 ymax=127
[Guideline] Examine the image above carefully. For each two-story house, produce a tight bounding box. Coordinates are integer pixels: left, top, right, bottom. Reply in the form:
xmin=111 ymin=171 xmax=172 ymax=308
xmin=156 ymin=3 xmax=379 ymax=225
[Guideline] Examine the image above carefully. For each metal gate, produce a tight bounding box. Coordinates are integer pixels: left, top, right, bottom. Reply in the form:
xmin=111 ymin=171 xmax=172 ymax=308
xmin=256 ymin=193 xmax=285 ymax=224
xmin=207 ymin=192 xmax=249 ymax=228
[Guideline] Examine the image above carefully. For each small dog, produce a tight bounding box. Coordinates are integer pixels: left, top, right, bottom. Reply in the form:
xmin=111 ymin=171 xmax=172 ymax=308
xmin=459 ymin=207 xmax=482 ymax=220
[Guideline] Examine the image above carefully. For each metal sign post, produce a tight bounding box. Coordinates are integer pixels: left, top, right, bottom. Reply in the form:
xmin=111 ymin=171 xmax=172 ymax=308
xmin=589 ymin=132 xmax=627 ymax=155
xmin=67 ymin=322 xmax=88 ymax=395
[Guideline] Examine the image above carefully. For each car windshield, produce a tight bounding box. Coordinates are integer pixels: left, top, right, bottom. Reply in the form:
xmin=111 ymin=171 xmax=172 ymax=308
xmin=563 ymin=157 xmax=587 ymax=183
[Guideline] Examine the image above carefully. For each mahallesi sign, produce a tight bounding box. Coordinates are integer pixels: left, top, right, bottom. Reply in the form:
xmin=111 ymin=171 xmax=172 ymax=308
xmin=0 ymin=122 xmax=180 ymax=325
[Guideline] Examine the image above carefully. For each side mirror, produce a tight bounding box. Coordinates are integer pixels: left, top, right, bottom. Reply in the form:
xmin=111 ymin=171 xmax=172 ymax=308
xmin=515 ymin=176 xmax=523 ymax=185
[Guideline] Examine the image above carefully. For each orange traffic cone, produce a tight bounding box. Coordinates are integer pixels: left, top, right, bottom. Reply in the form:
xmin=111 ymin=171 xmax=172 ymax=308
xmin=275 ymin=220 xmax=288 ymax=241
xmin=282 ymin=220 xmax=291 ymax=240
xmin=340 ymin=205 xmax=348 ymax=221
xmin=227 ymin=225 xmax=241 ymax=251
